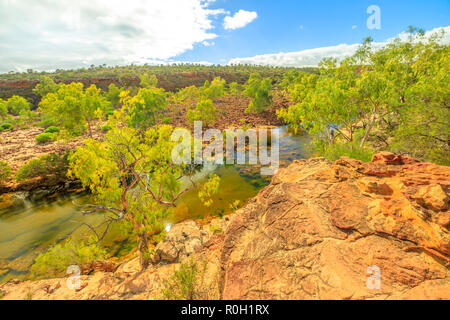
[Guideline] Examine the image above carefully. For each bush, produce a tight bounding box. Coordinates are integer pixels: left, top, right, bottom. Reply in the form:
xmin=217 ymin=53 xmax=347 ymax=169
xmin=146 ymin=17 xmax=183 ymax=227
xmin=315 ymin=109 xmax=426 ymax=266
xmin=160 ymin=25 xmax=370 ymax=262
xmin=100 ymin=124 xmax=112 ymax=132
xmin=244 ymin=73 xmax=272 ymax=113
xmin=186 ymin=99 xmax=217 ymax=126
xmin=161 ymin=117 xmax=172 ymax=124
xmin=35 ymin=116 xmax=58 ymax=129
xmin=161 ymin=259 xmax=217 ymax=300
xmin=0 ymin=123 xmax=14 ymax=131
xmin=35 ymin=132 xmax=55 ymax=143
xmin=0 ymin=161 xmax=11 ymax=183
xmin=16 ymin=153 xmax=69 ymax=182
xmin=30 ymin=239 xmax=106 ymax=278
xmin=317 ymin=140 xmax=374 ymax=163
xmin=44 ymin=126 xmax=60 ymax=134
xmin=201 ymin=77 xmax=226 ymax=99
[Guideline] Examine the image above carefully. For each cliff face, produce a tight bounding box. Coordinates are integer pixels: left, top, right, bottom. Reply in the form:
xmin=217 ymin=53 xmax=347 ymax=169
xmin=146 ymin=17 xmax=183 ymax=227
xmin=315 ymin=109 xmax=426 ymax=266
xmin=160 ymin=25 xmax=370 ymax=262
xmin=1 ymin=153 xmax=448 ymax=300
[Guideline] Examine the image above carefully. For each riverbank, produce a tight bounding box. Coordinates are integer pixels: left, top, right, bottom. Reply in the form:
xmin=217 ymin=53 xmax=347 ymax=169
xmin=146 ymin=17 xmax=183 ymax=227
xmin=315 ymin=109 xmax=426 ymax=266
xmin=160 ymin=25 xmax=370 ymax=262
xmin=1 ymin=152 xmax=448 ymax=300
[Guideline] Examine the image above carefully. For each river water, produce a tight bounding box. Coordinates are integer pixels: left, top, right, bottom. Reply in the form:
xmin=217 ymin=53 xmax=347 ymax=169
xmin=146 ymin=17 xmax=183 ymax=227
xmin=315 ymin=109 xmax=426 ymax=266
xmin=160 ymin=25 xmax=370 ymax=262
xmin=0 ymin=127 xmax=311 ymax=282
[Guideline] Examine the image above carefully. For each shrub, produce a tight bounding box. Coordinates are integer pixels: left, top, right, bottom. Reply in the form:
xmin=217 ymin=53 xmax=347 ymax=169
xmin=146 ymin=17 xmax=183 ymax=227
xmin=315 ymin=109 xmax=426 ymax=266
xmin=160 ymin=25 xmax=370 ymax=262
xmin=0 ymin=123 xmax=14 ymax=131
xmin=16 ymin=153 xmax=69 ymax=182
xmin=161 ymin=259 xmax=217 ymax=300
xmin=44 ymin=126 xmax=60 ymax=134
xmin=100 ymin=124 xmax=112 ymax=132
xmin=186 ymin=99 xmax=217 ymax=126
xmin=201 ymin=77 xmax=226 ymax=99
xmin=0 ymin=161 xmax=11 ymax=183
xmin=317 ymin=140 xmax=374 ymax=163
xmin=228 ymin=82 xmax=243 ymax=95
xmin=30 ymin=239 xmax=106 ymax=278
xmin=35 ymin=132 xmax=55 ymax=143
xmin=6 ymin=95 xmax=31 ymax=116
xmin=162 ymin=117 xmax=172 ymax=124
xmin=244 ymin=73 xmax=273 ymax=113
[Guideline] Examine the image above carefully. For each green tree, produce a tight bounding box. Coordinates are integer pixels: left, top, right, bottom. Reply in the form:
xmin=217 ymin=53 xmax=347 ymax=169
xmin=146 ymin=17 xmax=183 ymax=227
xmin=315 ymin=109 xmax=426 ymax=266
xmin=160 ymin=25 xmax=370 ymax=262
xmin=39 ymin=83 xmax=109 ymax=137
xmin=0 ymin=99 xmax=8 ymax=121
xmin=104 ymin=83 xmax=122 ymax=107
xmin=121 ymin=87 xmax=168 ymax=131
xmin=244 ymin=73 xmax=273 ymax=113
xmin=228 ymin=82 xmax=243 ymax=95
xmin=6 ymin=95 xmax=31 ymax=116
xmin=68 ymin=120 xmax=219 ymax=270
xmin=201 ymin=76 xmax=226 ymax=99
xmin=186 ymin=99 xmax=217 ymax=126
xmin=33 ymin=76 xmax=59 ymax=97
xmin=139 ymin=73 xmax=158 ymax=88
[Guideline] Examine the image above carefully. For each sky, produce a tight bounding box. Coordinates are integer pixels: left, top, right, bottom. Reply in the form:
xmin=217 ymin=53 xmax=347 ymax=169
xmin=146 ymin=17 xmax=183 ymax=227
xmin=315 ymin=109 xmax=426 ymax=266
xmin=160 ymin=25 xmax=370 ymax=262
xmin=0 ymin=0 xmax=449 ymax=73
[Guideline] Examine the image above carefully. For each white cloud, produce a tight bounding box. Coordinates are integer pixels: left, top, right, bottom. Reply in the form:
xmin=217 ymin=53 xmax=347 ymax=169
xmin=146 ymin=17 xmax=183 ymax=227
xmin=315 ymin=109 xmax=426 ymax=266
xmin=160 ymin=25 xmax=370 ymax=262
xmin=0 ymin=0 xmax=226 ymax=72
xmin=352 ymin=25 xmax=358 ymax=30
xmin=202 ymin=40 xmax=215 ymax=47
xmin=228 ymin=26 xmax=450 ymax=67
xmin=223 ymin=10 xmax=257 ymax=30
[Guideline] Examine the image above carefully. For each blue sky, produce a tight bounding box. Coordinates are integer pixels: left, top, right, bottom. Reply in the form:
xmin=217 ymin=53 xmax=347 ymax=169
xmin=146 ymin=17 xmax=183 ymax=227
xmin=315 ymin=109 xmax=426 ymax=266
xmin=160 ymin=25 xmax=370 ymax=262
xmin=179 ymin=0 xmax=450 ymax=64
xmin=0 ymin=0 xmax=448 ymax=72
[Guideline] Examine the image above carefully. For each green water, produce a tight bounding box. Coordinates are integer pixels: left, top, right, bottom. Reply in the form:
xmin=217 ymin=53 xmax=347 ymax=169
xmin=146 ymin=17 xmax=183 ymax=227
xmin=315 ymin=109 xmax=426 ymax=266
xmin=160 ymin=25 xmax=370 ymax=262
xmin=0 ymin=127 xmax=311 ymax=282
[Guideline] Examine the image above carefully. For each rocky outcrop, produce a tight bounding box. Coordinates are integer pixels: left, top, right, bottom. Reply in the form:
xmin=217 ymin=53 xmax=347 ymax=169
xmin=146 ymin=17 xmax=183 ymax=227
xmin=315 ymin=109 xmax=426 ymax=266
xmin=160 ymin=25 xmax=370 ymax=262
xmin=219 ymin=153 xmax=449 ymax=299
xmin=1 ymin=153 xmax=448 ymax=300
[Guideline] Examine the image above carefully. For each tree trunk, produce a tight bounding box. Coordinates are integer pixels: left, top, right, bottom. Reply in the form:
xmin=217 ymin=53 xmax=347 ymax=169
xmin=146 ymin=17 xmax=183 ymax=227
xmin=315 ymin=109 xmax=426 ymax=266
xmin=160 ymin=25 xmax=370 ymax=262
xmin=138 ymin=232 xmax=150 ymax=271
xmin=87 ymin=120 xmax=93 ymax=138
xmin=360 ymin=112 xmax=376 ymax=148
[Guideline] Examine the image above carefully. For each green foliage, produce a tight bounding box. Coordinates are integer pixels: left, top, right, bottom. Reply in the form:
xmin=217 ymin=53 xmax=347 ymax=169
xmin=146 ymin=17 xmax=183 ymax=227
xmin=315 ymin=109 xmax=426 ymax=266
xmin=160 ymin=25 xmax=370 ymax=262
xmin=317 ymin=140 xmax=374 ymax=162
xmin=175 ymin=85 xmax=200 ymax=103
xmin=6 ymin=95 xmax=31 ymax=116
xmin=0 ymin=123 xmax=14 ymax=131
xmin=228 ymin=82 xmax=243 ymax=95
xmin=201 ymin=76 xmax=226 ymax=99
xmin=16 ymin=153 xmax=68 ymax=182
xmin=0 ymin=161 xmax=12 ymax=183
xmin=38 ymin=83 xmax=110 ymax=137
xmin=104 ymin=83 xmax=122 ymax=107
xmin=68 ymin=119 xmax=220 ymax=269
xmin=244 ymin=73 xmax=273 ymax=113
xmin=198 ymin=174 xmax=220 ymax=207
xmin=162 ymin=117 xmax=172 ymax=124
xmin=229 ymin=200 xmax=241 ymax=211
xmin=35 ymin=132 xmax=56 ymax=143
xmin=44 ymin=126 xmax=60 ymax=134
xmin=122 ymin=87 xmax=168 ymax=130
xmin=35 ymin=115 xmax=58 ymax=129
xmin=33 ymin=76 xmax=59 ymax=97
xmin=161 ymin=259 xmax=216 ymax=300
xmin=186 ymin=99 xmax=217 ymax=126
xmin=100 ymin=124 xmax=112 ymax=132
xmin=30 ymin=239 xmax=106 ymax=278
xmin=278 ymin=29 xmax=449 ymax=165
xmin=0 ymin=99 xmax=8 ymax=121
xmin=139 ymin=73 xmax=158 ymax=88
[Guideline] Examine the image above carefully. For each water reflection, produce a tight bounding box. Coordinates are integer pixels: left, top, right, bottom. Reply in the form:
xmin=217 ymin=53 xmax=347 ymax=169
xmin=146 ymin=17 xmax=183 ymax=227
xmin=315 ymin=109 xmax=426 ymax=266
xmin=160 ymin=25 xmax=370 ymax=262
xmin=0 ymin=126 xmax=311 ymax=282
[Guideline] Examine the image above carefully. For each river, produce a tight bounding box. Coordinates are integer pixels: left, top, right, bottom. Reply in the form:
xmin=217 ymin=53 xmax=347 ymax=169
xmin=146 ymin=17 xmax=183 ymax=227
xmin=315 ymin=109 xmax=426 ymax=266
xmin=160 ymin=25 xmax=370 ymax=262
xmin=0 ymin=126 xmax=311 ymax=282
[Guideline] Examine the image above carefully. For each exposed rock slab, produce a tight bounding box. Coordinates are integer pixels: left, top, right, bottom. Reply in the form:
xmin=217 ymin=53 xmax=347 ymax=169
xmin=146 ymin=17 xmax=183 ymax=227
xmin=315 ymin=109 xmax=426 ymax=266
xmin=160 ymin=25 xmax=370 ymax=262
xmin=1 ymin=153 xmax=448 ymax=300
